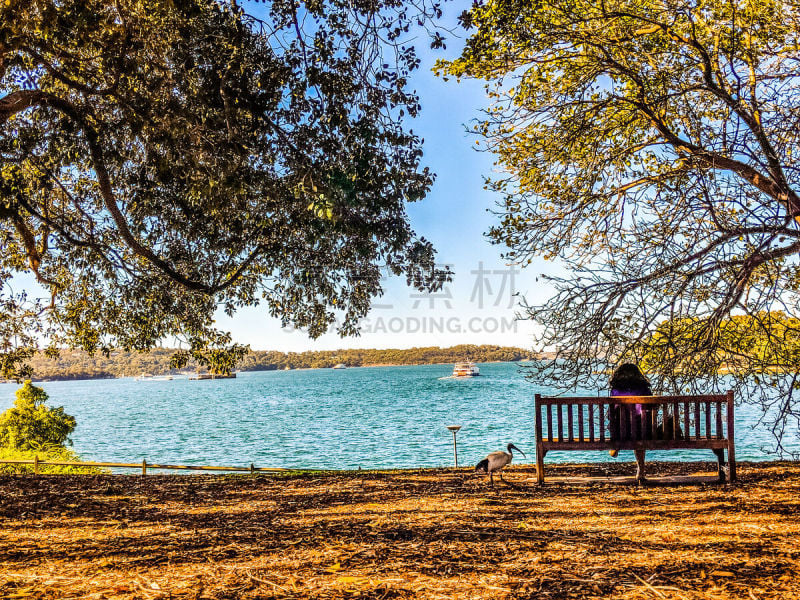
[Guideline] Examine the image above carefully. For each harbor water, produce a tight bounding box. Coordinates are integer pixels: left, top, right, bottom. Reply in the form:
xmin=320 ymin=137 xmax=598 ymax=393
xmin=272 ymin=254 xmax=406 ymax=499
xmin=0 ymin=363 xmax=796 ymax=471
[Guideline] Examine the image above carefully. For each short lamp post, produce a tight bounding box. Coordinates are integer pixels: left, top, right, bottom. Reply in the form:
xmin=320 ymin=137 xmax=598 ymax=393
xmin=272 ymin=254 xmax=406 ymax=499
xmin=446 ymin=425 xmax=462 ymax=468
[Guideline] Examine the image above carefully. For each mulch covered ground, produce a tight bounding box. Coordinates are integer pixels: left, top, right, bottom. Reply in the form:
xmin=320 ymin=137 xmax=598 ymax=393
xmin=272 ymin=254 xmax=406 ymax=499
xmin=0 ymin=461 xmax=798 ymax=599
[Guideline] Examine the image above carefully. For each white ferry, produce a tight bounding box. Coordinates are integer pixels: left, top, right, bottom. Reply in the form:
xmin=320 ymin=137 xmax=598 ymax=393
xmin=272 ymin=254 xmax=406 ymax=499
xmin=332 ymin=363 xmax=347 ymax=369
xmin=452 ymin=362 xmax=480 ymax=377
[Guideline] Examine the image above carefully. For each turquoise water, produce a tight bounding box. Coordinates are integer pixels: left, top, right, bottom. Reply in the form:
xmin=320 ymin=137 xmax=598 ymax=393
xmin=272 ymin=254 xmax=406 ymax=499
xmin=0 ymin=363 xmax=796 ymax=470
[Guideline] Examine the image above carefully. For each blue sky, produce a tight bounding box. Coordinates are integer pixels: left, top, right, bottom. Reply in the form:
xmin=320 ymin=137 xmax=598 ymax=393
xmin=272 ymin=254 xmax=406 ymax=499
xmin=220 ymin=2 xmax=558 ymax=352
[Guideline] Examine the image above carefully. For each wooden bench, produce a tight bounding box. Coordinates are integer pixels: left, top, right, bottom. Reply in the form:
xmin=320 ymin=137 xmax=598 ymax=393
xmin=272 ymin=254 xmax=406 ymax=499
xmin=534 ymin=392 xmax=736 ymax=484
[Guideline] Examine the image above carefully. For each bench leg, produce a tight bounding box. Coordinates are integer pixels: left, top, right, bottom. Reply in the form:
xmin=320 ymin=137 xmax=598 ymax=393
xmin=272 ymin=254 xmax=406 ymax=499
xmin=713 ymin=448 xmax=726 ymax=482
xmin=634 ymin=447 xmax=646 ymax=484
xmin=536 ymin=445 xmax=546 ymax=485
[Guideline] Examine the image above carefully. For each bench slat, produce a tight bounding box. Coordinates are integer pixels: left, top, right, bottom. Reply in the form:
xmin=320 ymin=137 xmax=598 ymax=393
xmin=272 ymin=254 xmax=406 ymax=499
xmin=600 ymin=403 xmax=606 ymax=441
xmin=694 ymin=402 xmax=701 ymax=440
xmin=567 ymin=404 xmax=574 ymax=443
xmin=630 ymin=405 xmax=637 ymax=441
xmin=650 ymin=404 xmax=658 ymax=439
xmin=673 ymin=402 xmax=680 ymax=439
xmin=684 ymin=400 xmax=690 ymax=440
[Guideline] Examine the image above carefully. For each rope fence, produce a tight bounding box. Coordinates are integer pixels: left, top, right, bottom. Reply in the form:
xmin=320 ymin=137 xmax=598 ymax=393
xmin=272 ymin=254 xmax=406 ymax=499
xmin=0 ymin=457 xmax=316 ymax=475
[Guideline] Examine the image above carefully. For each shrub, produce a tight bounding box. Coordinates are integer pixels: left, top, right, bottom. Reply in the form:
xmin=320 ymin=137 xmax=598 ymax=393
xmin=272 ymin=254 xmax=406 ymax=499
xmin=0 ymin=381 xmax=76 ymax=450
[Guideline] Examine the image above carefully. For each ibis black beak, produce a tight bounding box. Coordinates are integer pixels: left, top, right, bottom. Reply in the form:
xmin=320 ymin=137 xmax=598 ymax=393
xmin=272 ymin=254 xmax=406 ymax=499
xmin=509 ymin=443 xmax=526 ymax=458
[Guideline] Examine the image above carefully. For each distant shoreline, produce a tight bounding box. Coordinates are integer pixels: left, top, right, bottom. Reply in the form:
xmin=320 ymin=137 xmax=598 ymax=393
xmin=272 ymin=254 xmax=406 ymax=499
xmin=14 ymin=345 xmax=542 ymax=383
xmin=17 ymin=359 xmax=536 ymax=383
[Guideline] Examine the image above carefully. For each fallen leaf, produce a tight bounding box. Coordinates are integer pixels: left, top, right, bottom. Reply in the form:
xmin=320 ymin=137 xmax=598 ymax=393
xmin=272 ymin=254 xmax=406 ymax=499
xmin=337 ymin=576 xmax=368 ymax=584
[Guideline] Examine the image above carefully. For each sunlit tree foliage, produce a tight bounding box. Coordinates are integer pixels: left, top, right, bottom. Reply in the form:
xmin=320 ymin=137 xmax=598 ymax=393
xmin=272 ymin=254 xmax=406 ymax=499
xmin=0 ymin=380 xmax=76 ymax=450
xmin=442 ymin=0 xmax=800 ymax=451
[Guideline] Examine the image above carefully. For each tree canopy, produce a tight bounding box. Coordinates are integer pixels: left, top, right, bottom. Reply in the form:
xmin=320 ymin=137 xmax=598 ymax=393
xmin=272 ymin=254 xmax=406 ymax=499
xmin=442 ymin=0 xmax=800 ymax=450
xmin=1 ymin=0 xmax=448 ymax=379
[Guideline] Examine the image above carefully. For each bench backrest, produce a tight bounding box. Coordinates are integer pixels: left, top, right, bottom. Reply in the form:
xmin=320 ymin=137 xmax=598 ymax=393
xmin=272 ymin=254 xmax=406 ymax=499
xmin=534 ymin=392 xmax=734 ymax=444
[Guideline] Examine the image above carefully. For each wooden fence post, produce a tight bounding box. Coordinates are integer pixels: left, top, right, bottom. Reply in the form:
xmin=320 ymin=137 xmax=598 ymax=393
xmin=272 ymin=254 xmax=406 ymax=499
xmin=142 ymin=459 xmax=147 ymax=476
xmin=34 ymin=454 xmax=39 ymax=475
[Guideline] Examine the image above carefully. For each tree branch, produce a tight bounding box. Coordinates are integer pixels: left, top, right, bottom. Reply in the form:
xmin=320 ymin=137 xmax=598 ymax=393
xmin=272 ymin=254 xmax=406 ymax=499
xmin=2 ymin=89 xmax=260 ymax=295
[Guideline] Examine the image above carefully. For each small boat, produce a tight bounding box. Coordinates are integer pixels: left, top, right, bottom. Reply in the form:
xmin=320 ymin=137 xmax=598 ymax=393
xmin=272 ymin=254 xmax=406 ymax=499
xmin=189 ymin=372 xmax=236 ymax=380
xmin=332 ymin=363 xmax=347 ymax=369
xmin=452 ymin=362 xmax=480 ymax=377
xmin=136 ymin=373 xmax=174 ymax=381
xmin=189 ymin=373 xmax=213 ymax=380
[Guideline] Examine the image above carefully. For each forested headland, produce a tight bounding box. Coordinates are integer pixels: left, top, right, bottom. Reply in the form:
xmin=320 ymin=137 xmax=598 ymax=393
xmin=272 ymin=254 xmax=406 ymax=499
xmin=14 ymin=345 xmax=537 ymax=381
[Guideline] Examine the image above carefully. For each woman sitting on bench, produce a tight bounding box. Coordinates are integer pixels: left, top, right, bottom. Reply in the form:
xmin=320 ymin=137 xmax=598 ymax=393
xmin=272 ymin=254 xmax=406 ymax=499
xmin=608 ymin=363 xmax=652 ymax=458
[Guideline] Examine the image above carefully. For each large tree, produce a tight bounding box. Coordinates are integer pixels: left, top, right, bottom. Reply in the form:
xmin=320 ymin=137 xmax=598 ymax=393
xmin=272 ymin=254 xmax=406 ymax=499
xmin=0 ymin=0 xmax=448 ymax=378
xmin=442 ymin=0 xmax=800 ymax=450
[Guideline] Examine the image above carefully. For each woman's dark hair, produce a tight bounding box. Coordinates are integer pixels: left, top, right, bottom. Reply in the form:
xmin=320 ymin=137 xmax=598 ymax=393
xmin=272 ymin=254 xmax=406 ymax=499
xmin=609 ymin=363 xmax=652 ymax=395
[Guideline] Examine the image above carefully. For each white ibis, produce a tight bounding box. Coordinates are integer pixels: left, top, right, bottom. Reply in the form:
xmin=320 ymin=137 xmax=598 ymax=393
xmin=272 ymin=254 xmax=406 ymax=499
xmin=475 ymin=443 xmax=526 ymax=487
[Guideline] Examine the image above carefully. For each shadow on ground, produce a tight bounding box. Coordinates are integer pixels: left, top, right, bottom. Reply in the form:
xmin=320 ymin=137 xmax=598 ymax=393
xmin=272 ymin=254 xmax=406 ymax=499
xmin=0 ymin=461 xmax=798 ymax=599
